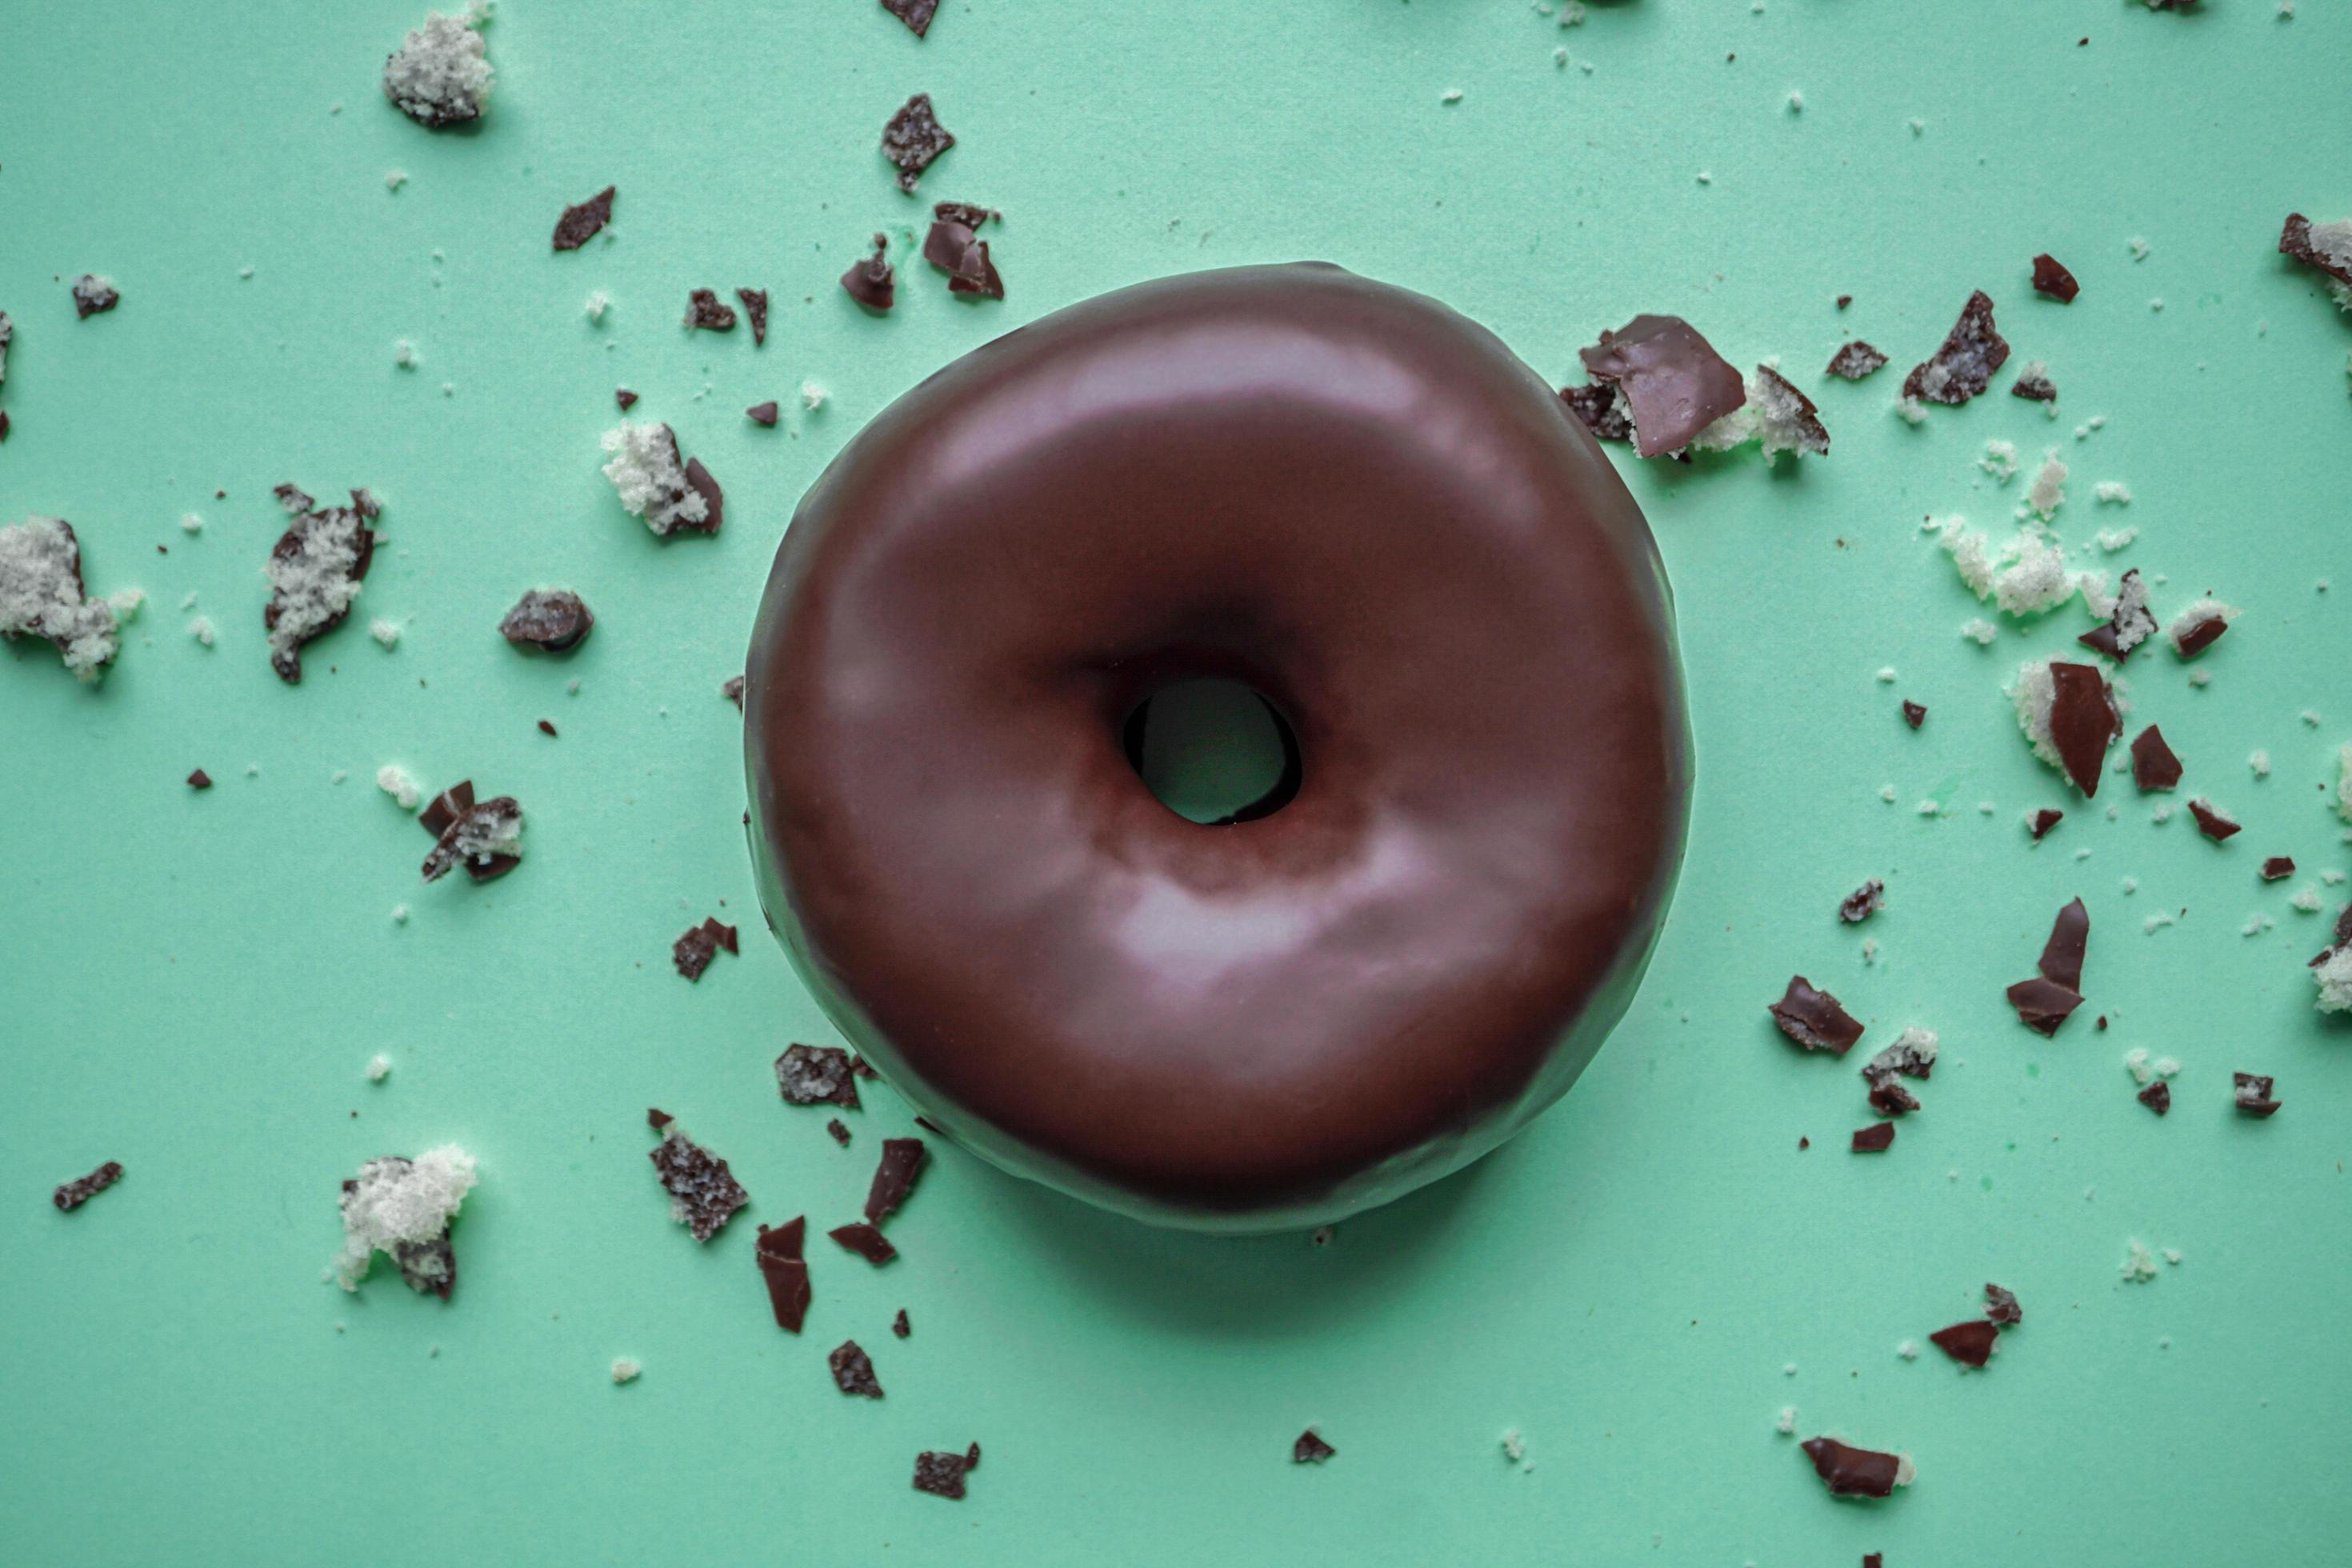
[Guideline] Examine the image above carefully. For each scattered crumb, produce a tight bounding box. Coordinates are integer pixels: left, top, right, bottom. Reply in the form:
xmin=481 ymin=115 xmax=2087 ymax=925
xmin=2026 ymin=452 xmax=2068 ymax=520
xmin=1979 ymin=440 xmax=2018 ymax=482
xmin=610 ymin=1358 xmax=640 ymax=1384
xmin=2122 ymin=1239 xmax=2158 ymax=1282
xmin=370 ymin=618 xmax=402 ymax=649
xmin=386 ymin=170 xmax=410 ymax=192
xmin=1961 ymin=618 xmax=1998 ymax=646
xmin=1775 ymin=1407 xmax=1797 ymax=1435
xmin=2094 ymin=482 xmax=2132 ymax=505
xmin=366 ymin=1054 xmax=390 ymax=1082
xmin=187 ymin=616 xmax=215 ymax=646
xmin=585 ymin=290 xmax=612 ymax=322
xmin=0 ymin=516 xmax=131 ymax=680
xmin=800 ymin=380 xmax=828 ymax=411
xmin=378 ymin=765 xmax=422 ymax=810
xmin=333 ymin=1146 xmax=476 ymax=1296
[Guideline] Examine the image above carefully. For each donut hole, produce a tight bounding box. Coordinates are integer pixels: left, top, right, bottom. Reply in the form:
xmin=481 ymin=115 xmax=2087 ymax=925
xmin=1120 ymin=677 xmax=1302 ymax=826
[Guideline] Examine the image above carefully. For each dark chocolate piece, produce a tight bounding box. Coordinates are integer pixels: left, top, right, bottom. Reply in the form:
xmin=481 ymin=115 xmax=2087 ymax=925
xmin=881 ymin=0 xmax=939 ymax=36
xmin=755 ymin=1218 xmax=811 ymax=1332
xmin=673 ymin=917 xmax=739 ymax=982
xmin=2006 ymin=978 xmax=2081 ymax=1036
xmin=2262 ymin=857 xmax=2295 ymax=882
xmin=0 ymin=410 xmax=10 ymax=442
xmin=1866 ymin=1555 xmax=1884 ymax=1568
xmin=418 ymin=780 xmax=522 ymax=884
xmin=737 ymin=288 xmax=769 ymax=346
xmin=2029 ymin=808 xmax=2063 ymax=841
xmin=2011 ymin=366 xmax=2058 ymax=402
xmin=841 ymin=234 xmax=896 ymax=312
xmin=1839 ymin=880 xmax=1886 ymax=924
xmin=1851 ymin=1123 xmax=1895 ymax=1152
xmin=1929 ymin=1319 xmax=1998 ymax=1368
xmin=2129 ymin=726 xmax=2182 ymax=790
xmin=1826 ymin=341 xmax=1890 ymax=381
xmin=2138 ymin=1080 xmax=2171 ymax=1116
xmin=1862 ymin=1034 xmax=1936 ymax=1083
xmin=1753 ymin=364 xmax=1830 ymax=456
xmin=615 ymin=387 xmax=638 ymax=411
xmin=649 ymin=1124 xmax=750 ymax=1242
xmin=722 ymin=674 xmax=746 ymax=710
xmin=71 ymin=275 xmax=119 ymax=318
xmin=1984 ymin=1283 xmax=2022 ymax=1326
xmin=646 ymin=1107 xmax=674 ymax=1130
xmin=684 ymin=289 xmax=738 ymax=332
xmin=2187 ymin=798 xmax=2240 ymax=842
xmin=498 ymin=588 xmax=594 ymax=653
xmin=1801 ymin=1437 xmax=1906 ymax=1498
xmin=893 ymin=1309 xmax=911 ymax=1338
xmin=2038 ymin=898 xmax=2090 ymax=991
xmin=1293 ymin=1430 xmax=1337 ymax=1464
xmin=933 ymin=200 xmax=998 ymax=230
xmin=830 ymin=1222 xmax=898 ymax=1264
xmin=830 ymin=1340 xmax=884 ymax=1398
xmin=2279 ymin=214 xmax=2352 ymax=288
xmin=1578 ymin=315 xmax=1746 ymax=458
xmin=1559 ymin=381 xmax=1634 ymax=443
xmin=913 ymin=1446 xmax=978 ymax=1499
xmin=881 ymin=94 xmax=954 ymax=192
xmin=1867 ymin=1079 xmax=1919 ymax=1117
xmin=924 ymin=214 xmax=1004 ymax=300
xmin=52 ymin=1160 xmax=124 ymax=1211
xmin=1902 ymin=701 xmax=1926 ymax=730
xmin=1770 ymin=977 xmax=1865 ymax=1055
xmin=1836 ymin=294 xmax=1852 ymax=310
xmin=827 ymin=1118 xmax=852 ymax=1146
xmin=187 ymin=769 xmax=213 ymax=790
xmin=1902 ymin=290 xmax=2010 ymax=406
xmin=390 ymin=1232 xmax=458 ymax=1299
xmin=777 ymin=1043 xmax=861 ymax=1108
xmin=537 ymin=719 xmax=557 ymax=737
xmin=552 ymin=186 xmax=615 ymax=250
xmin=746 ymin=401 xmax=780 ymax=428
xmin=864 ymin=1137 xmax=927 ymax=1224
xmin=682 ymin=456 xmax=725 ymax=536
xmin=264 ymin=490 xmax=378 ymax=683
xmin=2171 ymin=614 xmax=2230 ymax=658
xmin=2046 ymin=662 xmax=2119 ymax=797
xmin=2031 ymin=254 xmax=2080 ymax=303
xmin=2233 ymin=1072 xmax=2280 ymax=1118
xmin=2081 ymin=570 xmax=2157 ymax=663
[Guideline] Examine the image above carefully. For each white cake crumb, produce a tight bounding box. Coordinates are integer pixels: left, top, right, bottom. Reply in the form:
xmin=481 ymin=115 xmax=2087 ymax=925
xmin=391 ymin=903 xmax=410 ymax=924
xmin=386 ymin=170 xmax=410 ymax=192
xmin=265 ymin=505 xmax=370 ymax=674
xmin=2008 ymin=658 xmax=2074 ymax=772
xmin=1978 ymin=802 xmax=1996 ymax=815
xmin=366 ymin=1054 xmax=391 ymax=1082
xmin=2315 ymin=945 xmax=2352 ymax=1014
xmin=601 ymin=421 xmax=710 ymax=535
xmin=2125 ymin=1048 xmax=2152 ymax=1084
xmin=2242 ymin=914 xmax=2274 ymax=938
xmin=1878 ymin=785 xmax=1898 ymax=802
xmin=1501 ymin=1429 xmax=1525 ymax=1462
xmin=0 ymin=516 xmax=130 ymax=681
xmin=2094 ymin=481 xmax=2132 ymax=505
xmin=2153 ymin=803 xmax=2176 ymax=824
xmin=370 ymin=618 xmax=402 ymax=649
xmin=2122 ymin=1239 xmax=2158 ymax=1282
xmin=2150 ymin=298 xmax=2164 ymax=313
xmin=1440 ymin=88 xmax=1463 ymax=104
xmin=2122 ymin=876 xmax=2138 ymax=894
xmin=610 ymin=1358 xmax=641 ymax=1385
xmin=332 ymin=1146 xmax=476 ymax=1292
xmin=187 ymin=616 xmax=215 ymax=646
xmin=1862 ymin=938 xmax=1881 ymax=965
xmin=1695 ymin=170 xmax=1712 ymax=186
xmin=180 ymin=513 xmax=204 ymax=534
xmin=394 ymin=340 xmax=418 ymax=369
xmin=800 ymin=380 xmax=829 ymax=412
xmin=2095 ymin=527 xmax=2137 ymax=554
xmin=332 ymin=770 xmax=349 ymax=785
xmin=1782 ymin=1362 xmax=1798 ymax=1377
xmin=1775 ymin=1406 xmax=1797 ymax=1435
xmin=2026 ymin=451 xmax=2068 ymax=520
xmin=586 ymin=290 xmax=612 ymax=322
xmin=2163 ymin=1247 xmax=2182 ymax=1266
xmin=1960 ymin=617 xmax=1998 ymax=646
xmin=382 ymin=8 xmax=494 ymax=130
xmin=377 ymin=764 xmax=422 ymax=811
xmin=2302 ymin=710 xmax=2322 ymax=728
xmin=1916 ymin=799 xmax=1940 ymax=817
xmin=2338 ymin=744 xmax=2352 ymax=822
xmin=1978 ymin=440 xmax=2019 ymax=483
xmin=2154 ymin=1058 xmax=2178 ymax=1078
xmin=2188 ymin=670 xmax=2211 ymax=689
xmin=2288 ymin=886 xmax=2323 ymax=912
xmin=2250 ymin=750 xmax=2270 ymax=778
xmin=2144 ymin=912 xmax=2174 ymax=934
xmin=1896 ymin=1340 xmax=1919 ymax=1360
xmin=2129 ymin=238 xmax=2150 ymax=262
xmin=2327 ymin=870 xmax=2349 ymax=886
xmin=1786 ymin=90 xmax=1803 ymax=112
xmin=1874 ymin=666 xmax=1898 ymax=684
xmin=1558 ymin=0 xmax=1586 ymax=22
xmin=1907 ymin=117 xmax=1925 ymax=135
xmin=1893 ymin=396 xmax=1928 ymax=426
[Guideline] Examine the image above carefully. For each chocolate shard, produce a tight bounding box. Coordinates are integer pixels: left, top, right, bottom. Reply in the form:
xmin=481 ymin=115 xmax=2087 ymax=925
xmin=2082 ymin=571 xmax=2158 ymax=663
xmin=830 ymin=1340 xmax=885 ymax=1398
xmin=2172 ymin=614 xmax=2230 ymax=658
xmin=913 ymin=1446 xmax=977 ymax=1499
xmin=1802 ymin=1437 xmax=1910 ymax=1498
xmin=1293 ymin=1429 xmax=1337 ymax=1464
xmin=615 ymin=387 xmax=638 ymax=411
xmin=1751 ymin=364 xmax=1830 ymax=458
xmin=2038 ymin=898 xmax=2090 ymax=991
xmin=1578 ymin=315 xmax=1747 ymax=458
xmin=1851 ymin=1123 xmax=1895 ymax=1153
xmin=827 ymin=1118 xmax=852 ymax=1146
xmin=1902 ymin=290 xmax=2010 ymax=406
xmin=1902 ymin=700 xmax=1926 ymax=730
xmin=1560 ymin=380 xmax=1634 ymax=442
xmin=722 ymin=673 xmax=746 ymax=710
xmin=2279 ymin=213 xmax=2352 ymax=289
xmin=2262 ymin=857 xmax=2296 ymax=882
xmin=882 ymin=93 xmax=955 ymax=192
xmin=1984 ymin=1283 xmax=2023 ymax=1326
xmin=892 ymin=1309 xmax=911 ymax=1338
xmin=684 ymin=289 xmax=738 ymax=332
xmin=264 ymin=490 xmax=378 ymax=683
xmin=552 ymin=186 xmax=615 ymax=250
xmin=2187 ymin=798 xmax=2241 ymax=842
xmin=2138 ymin=1080 xmax=2172 ymax=1116
xmin=1929 ymin=1319 xmax=1999 ymax=1368
xmin=830 ymin=1222 xmax=898 ymax=1265
xmin=2129 ymin=726 xmax=2182 ymax=791
xmin=2234 ymin=1072 xmax=2281 ymax=1118
xmin=924 ymin=214 xmax=1004 ymax=300
xmin=746 ymin=401 xmax=780 ymax=427
xmin=649 ymin=1124 xmax=750 ymax=1242
xmin=2011 ymin=365 xmax=2058 ymax=402
xmin=755 ymin=1218 xmax=811 ymax=1332
xmin=1839 ymin=880 xmax=1886 ymax=924
xmin=2006 ymin=978 xmax=2082 ymax=1037
xmin=777 ymin=1043 xmax=862 ymax=1108
xmin=187 ymin=769 xmax=213 ymax=790
xmin=2048 ymin=662 xmax=2120 ymax=797
xmin=71 ymin=274 xmax=120 ymax=318
xmin=418 ymin=780 xmax=524 ymax=884
xmin=2032 ymin=254 xmax=2080 ymax=303
xmin=881 ymin=0 xmax=939 ymax=36
xmin=1867 ymin=1079 xmax=1920 ymax=1118
xmin=498 ymin=588 xmax=594 ymax=653
xmin=842 ymin=234 xmax=896 ymax=312
xmin=672 ymin=917 xmax=739 ymax=982
xmin=864 ymin=1137 xmax=928 ymax=1224
xmin=1826 ymin=341 xmax=1890 ymax=381
xmin=1770 ymin=977 xmax=1865 ymax=1054
xmin=681 ymin=456 xmax=725 ymax=536
xmin=2029 ymin=808 xmax=2064 ymax=841
xmin=737 ymin=288 xmax=769 ymax=346
xmin=53 ymin=1160 xmax=124 ymax=1211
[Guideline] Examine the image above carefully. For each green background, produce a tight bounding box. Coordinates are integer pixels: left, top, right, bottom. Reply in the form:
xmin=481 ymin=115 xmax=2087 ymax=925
xmin=4 ymin=2 xmax=2348 ymax=1562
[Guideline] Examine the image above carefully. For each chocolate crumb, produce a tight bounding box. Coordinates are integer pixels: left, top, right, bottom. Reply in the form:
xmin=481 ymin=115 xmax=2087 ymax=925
xmin=684 ymin=289 xmax=738 ymax=332
xmin=913 ymin=1446 xmax=978 ymax=1499
xmin=71 ymin=275 xmax=120 ymax=318
xmin=1837 ymin=295 xmax=1853 ymax=310
xmin=2234 ymin=1072 xmax=2281 ymax=1118
xmin=418 ymin=780 xmax=523 ymax=884
xmin=2082 ymin=570 xmax=2158 ymax=663
xmin=615 ymin=387 xmax=638 ymax=411
xmin=552 ymin=186 xmax=615 ymax=251
xmin=2007 ymin=898 xmax=2089 ymax=1034
xmin=736 ymin=288 xmax=769 ymax=346
xmin=672 ymin=917 xmax=739 ymax=982
xmin=1798 ymin=1136 xmax=1810 ymax=1150
xmin=649 ymin=1122 xmax=750 ymax=1242
xmin=1560 ymin=381 xmax=1634 ymax=443
xmin=2280 ymin=213 xmax=2352 ymax=290
xmin=1862 ymin=1031 xmax=1938 ymax=1083
xmin=1839 ymin=880 xmax=1886 ymax=924
xmin=498 ymin=588 xmax=594 ymax=653
xmin=746 ymin=401 xmax=780 ymax=427
xmin=1868 ymin=1079 xmax=1920 ymax=1118
xmin=1902 ymin=290 xmax=2010 ymax=406
xmin=754 ymin=1218 xmax=810 ymax=1332
xmin=722 ymin=674 xmax=746 ymax=710
xmin=830 ymin=1340 xmax=884 ymax=1398
xmin=1770 ymin=977 xmax=1866 ymax=1054
xmin=1902 ymin=700 xmax=1926 ymax=730
xmin=537 ymin=719 xmax=557 ymax=737
xmin=264 ymin=489 xmax=378 ymax=683
xmin=893 ymin=1309 xmax=911 ymax=1338
xmin=1826 ymin=341 xmax=1890 ymax=381
xmin=830 ymin=1222 xmax=898 ymax=1265
xmin=2032 ymin=254 xmax=2080 ymax=303
xmin=646 ymin=1107 xmax=674 ymax=1130
xmin=1984 ymin=1283 xmax=2022 ymax=1326
xmin=1578 ymin=315 xmax=1746 ymax=458
xmin=1801 ymin=1437 xmax=1909 ymax=1498
xmin=1293 ymin=1429 xmax=1337 ymax=1464
xmin=52 ymin=1160 xmax=124 ymax=1211
xmin=881 ymin=94 xmax=955 ymax=192
xmin=841 ymin=234 xmax=896 ymax=312
xmin=2262 ymin=857 xmax=2296 ymax=882
xmin=2171 ymin=614 xmax=2230 ymax=658
xmin=1866 ymin=1556 xmax=1884 ymax=1568
xmin=2010 ymin=365 xmax=2058 ymax=402
xmin=864 ymin=1138 xmax=927 ymax=1224
xmin=924 ymin=210 xmax=1004 ymax=300
xmin=2029 ymin=808 xmax=2064 ymax=841
xmin=777 ymin=1044 xmax=861 ymax=1109
xmin=2047 ymin=662 xmax=2120 ymax=797
xmin=827 ymin=1118 xmax=852 ymax=1147
xmin=1851 ymin=1123 xmax=1896 ymax=1153
xmin=2130 ymin=725 xmax=2183 ymax=792
xmin=881 ymin=0 xmax=939 ymax=36
xmin=2138 ymin=1080 xmax=2171 ymax=1116
xmin=2187 ymin=798 xmax=2241 ymax=842
xmin=1929 ymin=1319 xmax=1999 ymax=1368
xmin=187 ymin=769 xmax=213 ymax=790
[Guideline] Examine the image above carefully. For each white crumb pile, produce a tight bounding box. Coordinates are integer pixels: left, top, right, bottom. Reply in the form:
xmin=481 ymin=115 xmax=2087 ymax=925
xmin=370 ymin=618 xmax=402 ymax=649
xmin=382 ymin=7 xmax=494 ymax=129
xmin=600 ymin=421 xmax=709 ymax=534
xmin=2095 ymin=481 xmax=2133 ymax=505
xmin=1979 ymin=440 xmax=2018 ymax=483
xmin=265 ymin=507 xmax=370 ymax=671
xmin=1960 ymin=617 xmax=1998 ymax=646
xmin=187 ymin=615 xmax=215 ymax=646
xmin=2166 ymin=598 xmax=2238 ymax=654
xmin=1939 ymin=516 xmax=2080 ymax=618
xmin=331 ymin=1146 xmax=476 ymax=1291
xmin=366 ymin=1054 xmax=391 ymax=1082
xmin=1893 ymin=396 xmax=1928 ymax=426
xmin=2316 ymin=945 xmax=2352 ymax=1014
xmin=610 ymin=1358 xmax=642 ymax=1385
xmin=378 ymin=764 xmax=422 ymax=810
xmin=2122 ymin=1239 xmax=2159 ymax=1282
xmin=72 ymin=275 xmax=118 ymax=314
xmin=1774 ymin=1406 xmax=1796 ymax=1435
xmin=800 ymin=380 xmax=829 ymax=412
xmin=0 ymin=516 xmax=130 ymax=680
xmin=586 ymin=290 xmax=612 ymax=322
xmin=2025 ymin=451 xmax=2067 ymax=520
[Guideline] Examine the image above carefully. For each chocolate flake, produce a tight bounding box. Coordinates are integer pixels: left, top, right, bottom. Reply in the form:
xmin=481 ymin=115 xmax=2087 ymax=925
xmin=893 ymin=1309 xmax=911 ymax=1338
xmin=1578 ymin=315 xmax=1747 ymax=458
xmin=684 ymin=289 xmax=738 ymax=332
xmin=498 ymin=588 xmax=594 ymax=653
xmin=615 ymin=387 xmax=638 ymax=411
xmin=1770 ymin=976 xmax=1865 ymax=1054
xmin=2138 ymin=1080 xmax=2172 ymax=1116
xmin=1868 ymin=1079 xmax=1920 ymax=1118
xmin=1293 ymin=1429 xmax=1337 ymax=1464
xmin=1826 ymin=341 xmax=1890 ymax=381
xmin=52 ymin=1160 xmax=124 ymax=1211
xmin=1851 ymin=1123 xmax=1896 ymax=1153
xmin=264 ymin=490 xmax=378 ymax=682
xmin=2032 ymin=254 xmax=2080 ymax=303
xmin=2279 ymin=213 xmax=2352 ymax=290
xmin=650 ymin=1124 xmax=749 ymax=1242
xmin=864 ymin=1138 xmax=927 ymax=1224
xmin=418 ymin=779 xmax=524 ymax=884
xmin=830 ymin=1222 xmax=898 ymax=1265
xmin=746 ymin=401 xmax=780 ymax=427
xmin=1862 ymin=1031 xmax=1938 ymax=1084
xmin=2262 ymin=857 xmax=2296 ymax=882
xmin=552 ymin=186 xmax=615 ymax=251
xmin=646 ymin=1107 xmax=674 ymax=1131
xmin=881 ymin=0 xmax=939 ymax=36
xmin=2171 ymin=614 xmax=2230 ymax=658
xmin=71 ymin=275 xmax=120 ymax=318
xmin=754 ymin=1218 xmax=811 ymax=1331
xmin=913 ymin=1446 xmax=979 ymax=1499
xmin=1902 ymin=700 xmax=1926 ymax=730
xmin=2006 ymin=898 xmax=2089 ymax=1034
xmin=722 ymin=673 xmax=746 ymax=710
xmin=1560 ymin=381 xmax=1634 ymax=443
xmin=777 ymin=1043 xmax=861 ymax=1108
xmin=2047 ymin=662 xmax=2120 ymax=796
xmin=1902 ymin=290 xmax=2010 ymax=406
xmin=924 ymin=208 xmax=1003 ymax=300
xmin=2187 ymin=798 xmax=2241 ymax=842
xmin=736 ymin=288 xmax=769 ymax=346
xmin=1801 ymin=1437 xmax=1909 ymax=1498
xmin=2234 ymin=1072 xmax=2281 ymax=1118
xmin=2029 ymin=808 xmax=2064 ymax=841
xmin=1929 ymin=1319 xmax=1999 ymax=1368
xmin=2082 ymin=570 xmax=2158 ymax=663
xmin=1751 ymin=364 xmax=1831 ymax=458
xmin=830 ymin=1340 xmax=884 ymax=1398
xmin=1984 ymin=1283 xmax=2022 ymax=1326
xmin=672 ymin=917 xmax=739 ymax=982
xmin=537 ymin=719 xmax=557 ymax=737
xmin=2010 ymin=365 xmax=2058 ymax=402
xmin=841 ymin=234 xmax=896 ymax=312
xmin=187 ymin=769 xmax=213 ymax=790
xmin=827 ymin=1118 xmax=852 ymax=1146
xmin=1839 ymin=880 xmax=1886 ymax=924
xmin=882 ymin=94 xmax=955 ymax=192
xmin=2130 ymin=726 xmax=2182 ymax=791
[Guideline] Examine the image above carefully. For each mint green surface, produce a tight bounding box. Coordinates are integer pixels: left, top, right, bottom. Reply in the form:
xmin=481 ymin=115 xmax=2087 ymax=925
xmin=5 ymin=2 xmax=2350 ymax=1562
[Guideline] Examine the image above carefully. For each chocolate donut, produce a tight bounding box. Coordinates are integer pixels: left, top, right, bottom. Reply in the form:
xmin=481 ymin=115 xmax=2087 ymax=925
xmin=745 ymin=264 xmax=1689 ymax=1230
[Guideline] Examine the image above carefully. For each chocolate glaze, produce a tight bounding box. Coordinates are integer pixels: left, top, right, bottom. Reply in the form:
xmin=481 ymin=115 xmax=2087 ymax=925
xmin=744 ymin=264 xmax=1690 ymax=1231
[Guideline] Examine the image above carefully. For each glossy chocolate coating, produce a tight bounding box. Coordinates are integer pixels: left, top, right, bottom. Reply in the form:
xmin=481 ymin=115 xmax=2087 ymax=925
xmin=744 ymin=264 xmax=1690 ymax=1231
